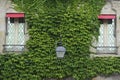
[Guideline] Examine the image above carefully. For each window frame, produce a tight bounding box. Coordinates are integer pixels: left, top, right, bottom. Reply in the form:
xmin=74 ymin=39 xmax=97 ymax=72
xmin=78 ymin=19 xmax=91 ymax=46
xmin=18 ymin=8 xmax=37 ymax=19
xmin=4 ymin=13 xmax=26 ymax=52
xmin=97 ymin=18 xmax=117 ymax=54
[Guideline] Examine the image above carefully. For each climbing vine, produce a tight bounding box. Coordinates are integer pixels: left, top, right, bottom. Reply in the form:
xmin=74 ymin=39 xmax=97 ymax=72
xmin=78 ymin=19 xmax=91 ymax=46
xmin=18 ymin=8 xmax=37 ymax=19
xmin=1 ymin=0 xmax=120 ymax=80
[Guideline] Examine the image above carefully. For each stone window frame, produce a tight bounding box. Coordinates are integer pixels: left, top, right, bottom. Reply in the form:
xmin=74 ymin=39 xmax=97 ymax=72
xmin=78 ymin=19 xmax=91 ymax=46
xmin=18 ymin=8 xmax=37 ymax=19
xmin=3 ymin=13 xmax=26 ymax=52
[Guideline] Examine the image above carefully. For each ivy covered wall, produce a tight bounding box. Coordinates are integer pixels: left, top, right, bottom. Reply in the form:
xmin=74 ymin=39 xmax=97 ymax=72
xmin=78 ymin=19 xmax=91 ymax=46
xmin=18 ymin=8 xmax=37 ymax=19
xmin=0 ymin=0 xmax=120 ymax=80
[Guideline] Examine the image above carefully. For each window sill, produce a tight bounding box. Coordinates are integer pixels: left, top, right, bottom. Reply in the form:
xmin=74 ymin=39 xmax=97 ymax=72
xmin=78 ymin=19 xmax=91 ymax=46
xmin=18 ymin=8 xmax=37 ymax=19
xmin=90 ymin=54 xmax=120 ymax=58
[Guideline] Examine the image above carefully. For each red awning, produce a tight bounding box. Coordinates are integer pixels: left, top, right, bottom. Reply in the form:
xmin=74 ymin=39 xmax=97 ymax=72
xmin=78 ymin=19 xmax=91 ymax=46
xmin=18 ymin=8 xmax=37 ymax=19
xmin=6 ymin=13 xmax=25 ymax=18
xmin=98 ymin=14 xmax=116 ymax=19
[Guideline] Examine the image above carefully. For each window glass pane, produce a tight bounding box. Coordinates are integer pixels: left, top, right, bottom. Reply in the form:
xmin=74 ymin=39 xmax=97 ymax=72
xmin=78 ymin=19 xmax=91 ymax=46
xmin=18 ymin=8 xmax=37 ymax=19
xmin=19 ymin=18 xmax=25 ymax=23
xmin=108 ymin=19 xmax=112 ymax=24
xmin=10 ymin=18 xmax=14 ymax=23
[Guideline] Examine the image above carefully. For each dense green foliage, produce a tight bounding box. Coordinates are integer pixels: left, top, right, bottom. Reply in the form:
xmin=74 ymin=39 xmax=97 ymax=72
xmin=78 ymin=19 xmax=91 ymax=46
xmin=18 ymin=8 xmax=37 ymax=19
xmin=1 ymin=0 xmax=120 ymax=80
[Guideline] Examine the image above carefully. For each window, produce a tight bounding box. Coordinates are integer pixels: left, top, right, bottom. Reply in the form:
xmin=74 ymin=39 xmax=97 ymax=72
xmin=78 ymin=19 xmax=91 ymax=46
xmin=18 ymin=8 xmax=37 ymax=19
xmin=97 ymin=14 xmax=117 ymax=54
xmin=4 ymin=13 xmax=25 ymax=52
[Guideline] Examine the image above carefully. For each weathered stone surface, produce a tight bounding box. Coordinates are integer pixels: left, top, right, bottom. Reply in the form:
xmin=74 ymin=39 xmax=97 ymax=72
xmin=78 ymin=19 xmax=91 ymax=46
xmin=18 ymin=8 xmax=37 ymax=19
xmin=92 ymin=74 xmax=120 ymax=80
xmin=0 ymin=0 xmax=9 ymax=53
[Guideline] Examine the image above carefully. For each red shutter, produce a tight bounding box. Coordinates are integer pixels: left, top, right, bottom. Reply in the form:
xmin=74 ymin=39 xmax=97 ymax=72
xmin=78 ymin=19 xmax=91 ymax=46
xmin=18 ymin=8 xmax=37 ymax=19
xmin=6 ymin=13 xmax=25 ymax=18
xmin=98 ymin=14 xmax=116 ymax=19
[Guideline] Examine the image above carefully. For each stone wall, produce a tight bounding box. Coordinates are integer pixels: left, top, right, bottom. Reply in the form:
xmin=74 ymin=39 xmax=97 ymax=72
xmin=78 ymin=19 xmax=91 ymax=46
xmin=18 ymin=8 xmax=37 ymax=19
xmin=0 ymin=0 xmax=10 ymax=53
xmin=92 ymin=74 xmax=120 ymax=80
